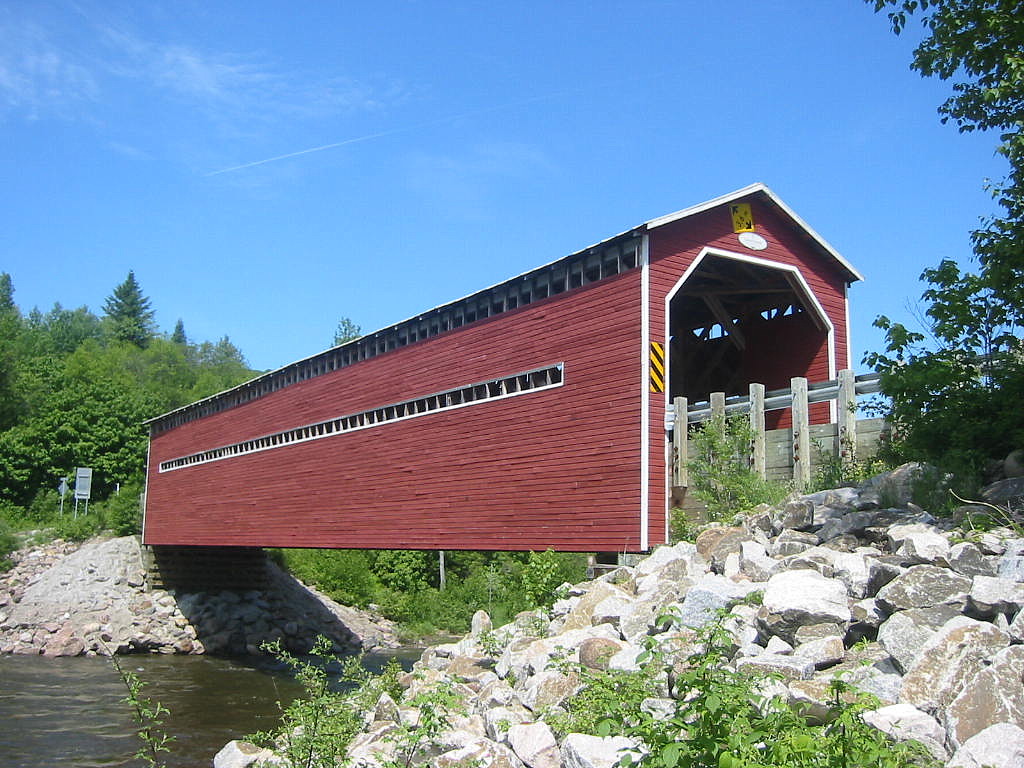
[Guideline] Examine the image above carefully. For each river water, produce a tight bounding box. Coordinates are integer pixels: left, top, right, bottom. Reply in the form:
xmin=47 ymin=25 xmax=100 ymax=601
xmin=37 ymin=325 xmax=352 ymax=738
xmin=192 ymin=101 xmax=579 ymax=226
xmin=0 ymin=650 xmax=418 ymax=767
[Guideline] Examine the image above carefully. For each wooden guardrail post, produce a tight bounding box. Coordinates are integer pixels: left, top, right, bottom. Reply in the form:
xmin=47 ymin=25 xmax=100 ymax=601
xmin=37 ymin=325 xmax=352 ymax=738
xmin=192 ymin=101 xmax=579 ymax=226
xmin=837 ymin=368 xmax=857 ymax=465
xmin=710 ymin=392 xmax=726 ymax=419
xmin=673 ymin=396 xmax=688 ymax=487
xmin=791 ymin=376 xmax=810 ymax=489
xmin=749 ymin=382 xmax=766 ymax=479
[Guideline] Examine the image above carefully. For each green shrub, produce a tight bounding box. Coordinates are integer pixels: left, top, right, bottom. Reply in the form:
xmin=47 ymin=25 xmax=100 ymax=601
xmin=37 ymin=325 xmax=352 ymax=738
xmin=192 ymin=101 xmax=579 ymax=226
xmin=687 ymin=415 xmax=789 ymax=519
xmin=669 ymin=507 xmax=700 ymax=543
xmin=522 ymin=549 xmax=586 ymax=608
xmin=0 ymin=520 xmax=19 ymax=572
xmin=251 ymin=636 xmax=404 ymax=768
xmin=50 ymin=512 xmax=103 ymax=542
xmin=581 ymin=617 xmax=940 ymax=768
xmin=371 ymin=550 xmax=430 ymax=593
xmin=810 ymin=437 xmax=890 ymax=493
xmin=277 ymin=549 xmax=377 ymax=607
xmin=98 ymin=479 xmax=144 ymax=535
xmin=26 ymin=488 xmax=62 ymax=523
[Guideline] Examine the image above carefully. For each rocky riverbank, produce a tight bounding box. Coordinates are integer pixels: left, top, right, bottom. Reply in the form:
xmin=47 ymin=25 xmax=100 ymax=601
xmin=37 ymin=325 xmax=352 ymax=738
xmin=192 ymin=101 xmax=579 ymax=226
xmin=0 ymin=535 xmax=399 ymax=657
xmin=219 ymin=465 xmax=1024 ymax=768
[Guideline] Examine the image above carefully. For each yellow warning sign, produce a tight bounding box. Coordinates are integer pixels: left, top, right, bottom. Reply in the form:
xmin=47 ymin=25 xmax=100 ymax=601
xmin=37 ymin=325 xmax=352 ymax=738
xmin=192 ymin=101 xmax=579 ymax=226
xmin=730 ymin=203 xmax=755 ymax=233
xmin=649 ymin=341 xmax=665 ymax=393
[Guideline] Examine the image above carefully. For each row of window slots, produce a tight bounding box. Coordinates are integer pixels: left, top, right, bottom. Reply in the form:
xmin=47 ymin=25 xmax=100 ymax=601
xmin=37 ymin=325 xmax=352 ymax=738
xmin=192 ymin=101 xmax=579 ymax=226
xmin=159 ymin=365 xmax=564 ymax=472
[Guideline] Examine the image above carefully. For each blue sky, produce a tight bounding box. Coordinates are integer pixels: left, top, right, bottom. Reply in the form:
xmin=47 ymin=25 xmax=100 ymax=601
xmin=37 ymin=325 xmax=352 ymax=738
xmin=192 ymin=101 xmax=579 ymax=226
xmin=1 ymin=0 xmax=1006 ymax=373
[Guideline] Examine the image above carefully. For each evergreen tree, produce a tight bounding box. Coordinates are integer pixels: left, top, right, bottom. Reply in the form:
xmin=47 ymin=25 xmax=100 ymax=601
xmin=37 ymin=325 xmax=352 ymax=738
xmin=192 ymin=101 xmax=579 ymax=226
xmin=171 ymin=318 xmax=187 ymax=345
xmin=102 ymin=271 xmax=156 ymax=348
xmin=0 ymin=273 xmax=14 ymax=314
xmin=333 ymin=317 xmax=361 ymax=345
xmin=0 ymin=273 xmax=22 ymax=430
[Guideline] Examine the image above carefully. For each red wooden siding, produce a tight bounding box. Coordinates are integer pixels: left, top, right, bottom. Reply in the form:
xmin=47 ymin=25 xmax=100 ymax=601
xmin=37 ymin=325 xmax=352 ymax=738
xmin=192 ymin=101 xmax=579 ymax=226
xmin=145 ymin=271 xmax=647 ymax=552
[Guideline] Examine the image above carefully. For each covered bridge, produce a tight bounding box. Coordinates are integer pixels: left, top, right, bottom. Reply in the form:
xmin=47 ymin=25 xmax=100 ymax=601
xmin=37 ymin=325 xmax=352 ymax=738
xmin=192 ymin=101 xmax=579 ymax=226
xmin=143 ymin=183 xmax=862 ymax=554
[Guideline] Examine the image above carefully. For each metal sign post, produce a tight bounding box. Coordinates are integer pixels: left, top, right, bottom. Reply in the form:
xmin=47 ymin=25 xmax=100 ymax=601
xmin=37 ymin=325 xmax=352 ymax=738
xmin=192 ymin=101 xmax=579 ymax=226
xmin=57 ymin=477 xmax=68 ymax=517
xmin=73 ymin=467 xmax=92 ymax=518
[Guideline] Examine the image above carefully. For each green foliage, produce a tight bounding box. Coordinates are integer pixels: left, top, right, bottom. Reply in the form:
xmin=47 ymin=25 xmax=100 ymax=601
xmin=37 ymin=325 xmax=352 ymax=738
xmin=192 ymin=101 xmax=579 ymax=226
xmin=333 ymin=317 xmax=362 ymax=346
xmin=521 ymin=548 xmax=577 ymax=608
xmin=170 ymin=319 xmax=187 ymax=345
xmin=98 ymin=479 xmax=145 ymax=536
xmin=103 ymin=270 xmax=156 ymax=348
xmin=865 ymin=0 xmax=1024 ymax=488
xmin=380 ymin=676 xmax=464 ymax=768
xmin=669 ymin=508 xmax=700 ymax=543
xmin=547 ymin=664 xmax=657 ymax=739
xmin=251 ymin=636 xmax=403 ymax=768
xmin=584 ymin=617 xmax=940 ymax=768
xmin=687 ymin=415 xmax=790 ymax=520
xmin=50 ymin=511 xmax=104 ymax=542
xmin=956 ymin=490 xmax=1023 ymax=537
xmin=810 ymin=437 xmax=890 ymax=493
xmin=108 ymin=652 xmax=174 ymax=767
xmin=275 ymin=548 xmax=586 ymax=639
xmin=0 ymin=520 xmax=19 ymax=572
xmin=276 ymin=549 xmax=378 ymax=607
xmin=373 ymin=550 xmax=431 ymax=593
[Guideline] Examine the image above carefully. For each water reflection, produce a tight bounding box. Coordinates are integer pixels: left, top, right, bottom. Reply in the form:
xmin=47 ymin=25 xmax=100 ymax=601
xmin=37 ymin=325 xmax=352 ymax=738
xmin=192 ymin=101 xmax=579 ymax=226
xmin=0 ymin=649 xmax=419 ymax=768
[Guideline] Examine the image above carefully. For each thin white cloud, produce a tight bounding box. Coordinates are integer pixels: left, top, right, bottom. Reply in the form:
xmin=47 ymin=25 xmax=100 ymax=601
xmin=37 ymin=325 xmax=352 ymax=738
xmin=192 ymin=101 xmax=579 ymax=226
xmin=0 ymin=8 xmax=396 ymax=131
xmin=0 ymin=15 xmax=98 ymax=119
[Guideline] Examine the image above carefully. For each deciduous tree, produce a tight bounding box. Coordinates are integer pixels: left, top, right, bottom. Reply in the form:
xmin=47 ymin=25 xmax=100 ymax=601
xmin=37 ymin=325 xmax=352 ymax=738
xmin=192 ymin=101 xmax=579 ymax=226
xmin=865 ymin=0 xmax=1024 ymax=483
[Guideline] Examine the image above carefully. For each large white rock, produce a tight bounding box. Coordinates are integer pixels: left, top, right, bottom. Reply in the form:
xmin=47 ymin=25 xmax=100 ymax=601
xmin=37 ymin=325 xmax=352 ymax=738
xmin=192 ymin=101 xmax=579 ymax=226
xmin=969 ymin=575 xmax=1024 ymax=617
xmin=739 ymin=540 xmax=781 ymax=582
xmin=735 ymin=653 xmax=815 ymax=681
xmin=899 ymin=616 xmax=1010 ymax=714
xmin=888 ymin=524 xmax=950 ymax=566
xmin=875 ymin=564 xmax=971 ymax=612
xmin=762 ymin=570 xmax=851 ymax=633
xmin=633 ymin=542 xmax=705 ymax=582
xmin=561 ymin=734 xmax=643 ymax=768
xmin=948 ymin=722 xmax=1024 ymax=768
xmin=213 ymin=740 xmax=276 ymax=768
xmin=949 ymin=541 xmax=997 ymax=577
xmin=877 ymin=605 xmax=963 ymax=674
xmin=508 ymin=721 xmax=560 ymax=768
xmin=518 ymin=668 xmax=581 ymax=713
xmin=792 ymin=635 xmax=845 ymax=669
xmin=434 ymin=739 xmax=526 ymax=768
xmin=945 ymin=644 xmax=1024 ymax=748
xmin=484 ymin=705 xmax=534 ymax=741
xmin=673 ymin=574 xmax=760 ymax=629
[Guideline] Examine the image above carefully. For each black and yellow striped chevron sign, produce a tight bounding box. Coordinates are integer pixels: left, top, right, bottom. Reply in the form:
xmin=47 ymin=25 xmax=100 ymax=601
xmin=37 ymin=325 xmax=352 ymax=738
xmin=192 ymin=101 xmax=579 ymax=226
xmin=649 ymin=341 xmax=665 ymax=393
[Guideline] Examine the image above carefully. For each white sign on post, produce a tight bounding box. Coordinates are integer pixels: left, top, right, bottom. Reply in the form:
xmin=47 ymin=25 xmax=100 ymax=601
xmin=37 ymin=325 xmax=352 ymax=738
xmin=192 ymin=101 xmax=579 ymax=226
xmin=74 ymin=467 xmax=92 ymax=500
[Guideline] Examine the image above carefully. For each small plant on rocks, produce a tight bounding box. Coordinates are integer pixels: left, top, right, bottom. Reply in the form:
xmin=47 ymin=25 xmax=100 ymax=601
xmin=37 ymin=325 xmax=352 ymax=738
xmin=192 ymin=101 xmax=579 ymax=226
xmin=379 ymin=676 xmax=464 ymax=768
xmin=599 ymin=617 xmax=939 ymax=768
xmin=250 ymin=636 xmax=403 ymax=768
xmin=687 ymin=415 xmax=789 ymax=520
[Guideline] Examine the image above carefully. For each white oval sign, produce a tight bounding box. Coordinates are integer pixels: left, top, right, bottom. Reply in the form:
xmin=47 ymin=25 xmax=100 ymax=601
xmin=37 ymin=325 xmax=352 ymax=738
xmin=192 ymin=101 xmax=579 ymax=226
xmin=738 ymin=232 xmax=768 ymax=251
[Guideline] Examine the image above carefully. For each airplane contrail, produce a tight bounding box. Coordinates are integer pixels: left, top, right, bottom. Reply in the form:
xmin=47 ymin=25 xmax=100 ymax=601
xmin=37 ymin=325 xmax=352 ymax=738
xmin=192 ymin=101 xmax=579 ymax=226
xmin=205 ymin=82 xmax=633 ymax=177
xmin=205 ymin=128 xmax=408 ymax=176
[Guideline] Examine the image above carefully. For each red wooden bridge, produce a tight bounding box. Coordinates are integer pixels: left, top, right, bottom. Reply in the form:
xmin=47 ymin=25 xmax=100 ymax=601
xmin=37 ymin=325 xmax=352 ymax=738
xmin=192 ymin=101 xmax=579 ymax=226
xmin=143 ymin=184 xmax=862 ymax=554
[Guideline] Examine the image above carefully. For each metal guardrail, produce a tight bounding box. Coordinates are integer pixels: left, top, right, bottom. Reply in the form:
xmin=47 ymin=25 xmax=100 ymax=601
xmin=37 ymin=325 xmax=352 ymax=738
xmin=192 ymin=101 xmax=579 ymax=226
xmin=664 ymin=372 xmax=881 ymax=430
